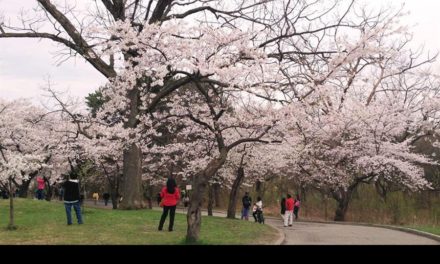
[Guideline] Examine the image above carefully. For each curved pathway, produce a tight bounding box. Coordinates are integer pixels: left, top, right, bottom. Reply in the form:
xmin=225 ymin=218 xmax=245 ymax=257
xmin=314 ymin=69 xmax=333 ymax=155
xmin=81 ymin=200 xmax=439 ymax=245
xmin=266 ymin=218 xmax=440 ymax=245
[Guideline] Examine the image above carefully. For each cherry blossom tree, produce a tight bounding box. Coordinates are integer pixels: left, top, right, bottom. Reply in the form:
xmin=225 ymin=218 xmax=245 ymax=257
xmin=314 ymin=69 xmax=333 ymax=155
xmin=78 ymin=126 xmax=124 ymax=209
xmin=280 ymin=98 xmax=436 ymax=220
xmin=217 ymin=142 xmax=284 ymax=219
xmin=144 ymin=83 xmax=281 ymax=240
xmin=0 ymin=99 xmax=67 ymax=228
xmin=0 ymin=0 xmax=360 ymax=211
xmin=37 ymin=14 xmax=283 ymax=240
xmin=3 ymin=0 xmax=439 ymax=241
xmin=274 ymin=8 xmax=440 ymax=220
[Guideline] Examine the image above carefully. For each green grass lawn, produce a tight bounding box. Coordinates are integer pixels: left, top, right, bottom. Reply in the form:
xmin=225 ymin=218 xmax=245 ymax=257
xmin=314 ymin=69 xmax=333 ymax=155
xmin=409 ymin=226 xmax=440 ymax=236
xmin=0 ymin=198 xmax=278 ymax=245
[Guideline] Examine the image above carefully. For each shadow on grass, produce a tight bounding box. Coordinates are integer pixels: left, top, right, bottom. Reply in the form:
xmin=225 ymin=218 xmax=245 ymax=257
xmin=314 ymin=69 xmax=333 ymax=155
xmin=180 ymin=239 xmax=206 ymax=245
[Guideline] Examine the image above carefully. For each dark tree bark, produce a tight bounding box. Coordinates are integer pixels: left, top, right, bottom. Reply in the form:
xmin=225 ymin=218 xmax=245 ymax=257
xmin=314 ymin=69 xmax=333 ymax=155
xmin=44 ymin=178 xmax=53 ymax=201
xmin=119 ymin=143 xmax=146 ymax=209
xmin=110 ymin=191 xmax=118 ymax=210
xmin=102 ymin=163 xmax=121 ymax=209
xmin=119 ymin=87 xmax=146 ymax=209
xmin=147 ymin=183 xmax=153 ymax=209
xmin=186 ymin=173 xmax=208 ymax=243
xmin=16 ymin=158 xmax=50 ymax=198
xmin=149 ymin=0 xmax=173 ymax=24
xmin=227 ymin=167 xmax=245 ymax=219
xmin=35 ymin=0 xmax=117 ymax=78
xmin=207 ymin=184 xmax=213 ymax=216
xmin=334 ymin=197 xmax=350 ymax=221
xmin=17 ymin=178 xmax=32 ymax=198
xmin=8 ymin=178 xmax=16 ymax=230
xmin=106 ymin=173 xmax=120 ymax=209
xmin=186 ymin=152 xmax=227 ymax=243
xmin=213 ymin=182 xmax=221 ymax=207
xmin=255 ymin=180 xmax=265 ymax=199
xmin=332 ymin=185 xmax=356 ymax=221
xmin=322 ymin=192 xmax=329 ymax=220
xmin=300 ymin=186 xmax=307 ymax=202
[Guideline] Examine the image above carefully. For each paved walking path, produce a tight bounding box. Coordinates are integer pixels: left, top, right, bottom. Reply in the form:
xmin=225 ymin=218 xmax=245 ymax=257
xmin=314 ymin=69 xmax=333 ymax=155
xmin=266 ymin=218 xmax=440 ymax=245
xmin=82 ymin=199 xmax=440 ymax=245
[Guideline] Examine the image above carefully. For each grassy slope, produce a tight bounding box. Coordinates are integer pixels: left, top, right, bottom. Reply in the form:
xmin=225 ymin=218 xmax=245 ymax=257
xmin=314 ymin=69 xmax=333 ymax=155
xmin=409 ymin=226 xmax=440 ymax=236
xmin=0 ymin=199 xmax=278 ymax=245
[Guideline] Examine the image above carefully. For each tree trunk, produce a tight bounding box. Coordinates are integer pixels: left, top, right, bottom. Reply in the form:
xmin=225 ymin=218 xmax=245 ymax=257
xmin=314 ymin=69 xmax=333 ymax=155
xmin=186 ymin=152 xmax=228 ymax=243
xmin=107 ymin=176 xmax=119 ymax=210
xmin=45 ymin=182 xmax=52 ymax=201
xmin=17 ymin=167 xmax=45 ymax=198
xmin=207 ymin=184 xmax=213 ymax=216
xmin=300 ymin=186 xmax=307 ymax=202
xmin=333 ymin=188 xmax=354 ymax=221
xmin=119 ymin=86 xmax=145 ymax=210
xmin=147 ymin=183 xmax=153 ymax=209
xmin=8 ymin=178 xmax=16 ymax=230
xmin=256 ymin=180 xmax=261 ymax=193
xmin=227 ymin=167 xmax=244 ymax=219
xmin=17 ymin=178 xmax=32 ymax=198
xmin=111 ymin=192 xmax=118 ymax=209
xmin=334 ymin=198 xmax=349 ymax=221
xmin=322 ymin=192 xmax=328 ymax=220
xmin=213 ymin=183 xmax=221 ymax=207
xmin=255 ymin=180 xmax=264 ymax=199
xmin=104 ymin=170 xmax=120 ymax=209
xmin=119 ymin=143 xmax=146 ymax=209
xmin=280 ymin=177 xmax=288 ymax=197
xmin=186 ymin=173 xmax=208 ymax=243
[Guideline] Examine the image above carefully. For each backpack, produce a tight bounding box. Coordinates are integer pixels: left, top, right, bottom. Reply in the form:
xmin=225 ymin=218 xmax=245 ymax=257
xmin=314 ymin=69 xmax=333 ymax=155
xmin=243 ymin=197 xmax=251 ymax=207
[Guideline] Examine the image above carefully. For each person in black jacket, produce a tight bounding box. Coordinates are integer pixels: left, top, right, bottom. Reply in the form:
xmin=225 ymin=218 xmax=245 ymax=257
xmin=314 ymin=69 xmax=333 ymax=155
xmin=62 ymin=174 xmax=83 ymax=225
xmin=241 ymin=192 xmax=252 ymax=221
xmin=103 ymin=192 xmax=110 ymax=206
xmin=156 ymin=192 xmax=161 ymax=206
xmin=280 ymin=196 xmax=286 ymax=221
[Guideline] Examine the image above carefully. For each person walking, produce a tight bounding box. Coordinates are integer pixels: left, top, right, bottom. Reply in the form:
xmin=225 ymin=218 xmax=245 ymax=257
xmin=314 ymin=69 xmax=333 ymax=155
xmin=252 ymin=203 xmax=258 ymax=222
xmin=103 ymin=192 xmax=110 ymax=206
xmin=280 ymin=196 xmax=286 ymax=221
xmin=92 ymin=192 xmax=99 ymax=205
xmin=241 ymin=192 xmax=252 ymax=220
xmin=59 ymin=184 xmax=64 ymax=201
xmin=294 ymin=194 xmax=301 ymax=220
xmin=62 ymin=174 xmax=83 ymax=225
xmin=255 ymin=196 xmax=264 ymax=224
xmin=36 ymin=176 xmax=45 ymax=200
xmin=156 ymin=192 xmax=161 ymax=206
xmin=183 ymin=194 xmax=190 ymax=207
xmin=158 ymin=178 xmax=180 ymax=232
xmin=284 ymin=194 xmax=294 ymax=227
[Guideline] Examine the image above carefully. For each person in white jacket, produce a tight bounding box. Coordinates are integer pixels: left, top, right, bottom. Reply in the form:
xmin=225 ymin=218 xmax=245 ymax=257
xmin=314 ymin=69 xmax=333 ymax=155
xmin=255 ymin=196 xmax=264 ymax=224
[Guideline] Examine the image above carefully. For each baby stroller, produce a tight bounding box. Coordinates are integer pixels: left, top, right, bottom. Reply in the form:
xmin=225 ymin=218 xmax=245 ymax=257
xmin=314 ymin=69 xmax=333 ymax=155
xmin=256 ymin=208 xmax=265 ymax=224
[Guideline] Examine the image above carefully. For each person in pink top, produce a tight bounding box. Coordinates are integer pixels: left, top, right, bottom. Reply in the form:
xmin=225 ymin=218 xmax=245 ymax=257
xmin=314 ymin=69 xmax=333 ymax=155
xmin=36 ymin=176 xmax=45 ymax=200
xmin=158 ymin=178 xmax=180 ymax=232
xmin=294 ymin=194 xmax=301 ymax=220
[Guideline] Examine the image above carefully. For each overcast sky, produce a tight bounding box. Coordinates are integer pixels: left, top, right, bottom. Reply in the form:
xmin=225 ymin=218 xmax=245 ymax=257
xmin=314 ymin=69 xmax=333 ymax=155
xmin=1 ymin=0 xmax=439 ymax=105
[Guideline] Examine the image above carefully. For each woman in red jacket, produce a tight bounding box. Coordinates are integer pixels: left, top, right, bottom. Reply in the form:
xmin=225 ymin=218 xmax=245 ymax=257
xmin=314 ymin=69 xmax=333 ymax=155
xmin=158 ymin=178 xmax=180 ymax=231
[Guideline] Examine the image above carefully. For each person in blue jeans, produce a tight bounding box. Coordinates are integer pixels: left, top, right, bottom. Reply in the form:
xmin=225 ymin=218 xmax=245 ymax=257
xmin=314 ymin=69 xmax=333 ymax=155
xmin=62 ymin=174 xmax=83 ymax=225
xmin=241 ymin=192 xmax=252 ymax=220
